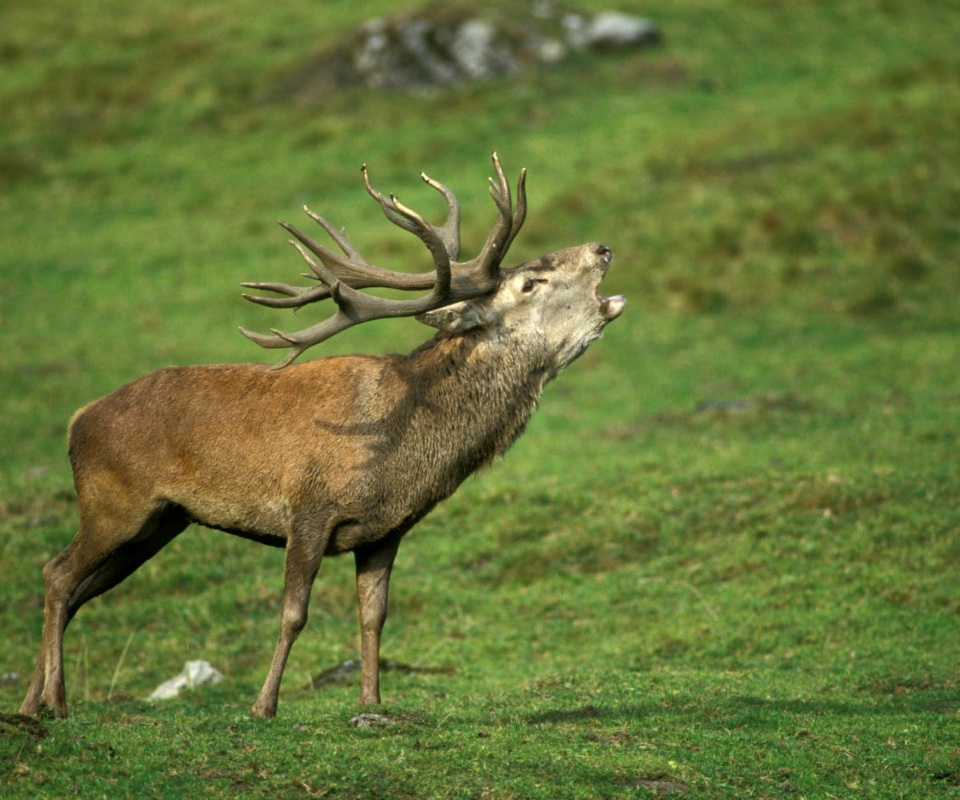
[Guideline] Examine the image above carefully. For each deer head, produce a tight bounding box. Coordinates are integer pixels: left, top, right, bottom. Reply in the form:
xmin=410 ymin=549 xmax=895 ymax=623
xmin=431 ymin=243 xmax=624 ymax=365
xmin=240 ymin=153 xmax=623 ymax=368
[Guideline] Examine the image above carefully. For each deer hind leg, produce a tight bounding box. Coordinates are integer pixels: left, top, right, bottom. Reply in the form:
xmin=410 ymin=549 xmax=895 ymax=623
xmin=354 ymin=531 xmax=403 ymax=706
xmin=20 ymin=504 xmax=188 ymax=718
xmin=252 ymin=514 xmax=332 ymax=719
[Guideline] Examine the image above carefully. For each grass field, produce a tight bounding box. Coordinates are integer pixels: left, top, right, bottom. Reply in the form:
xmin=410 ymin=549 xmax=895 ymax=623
xmin=1 ymin=0 xmax=959 ymax=797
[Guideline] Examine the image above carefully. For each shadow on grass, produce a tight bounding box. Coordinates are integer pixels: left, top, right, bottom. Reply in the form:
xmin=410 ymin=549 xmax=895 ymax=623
xmin=526 ymin=685 xmax=957 ymax=728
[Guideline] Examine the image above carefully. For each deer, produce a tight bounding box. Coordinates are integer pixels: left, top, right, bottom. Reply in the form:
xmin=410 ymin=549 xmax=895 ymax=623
xmin=20 ymin=154 xmax=624 ymax=720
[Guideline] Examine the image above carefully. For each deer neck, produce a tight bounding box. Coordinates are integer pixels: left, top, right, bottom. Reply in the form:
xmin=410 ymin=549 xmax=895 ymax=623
xmin=403 ymin=329 xmax=552 ymax=462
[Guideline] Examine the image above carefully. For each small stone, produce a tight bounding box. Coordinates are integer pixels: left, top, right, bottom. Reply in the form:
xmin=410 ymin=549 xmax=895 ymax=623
xmin=577 ymin=12 xmax=662 ymax=51
xmin=348 ymin=712 xmax=392 ymax=729
xmin=148 ymin=660 xmax=223 ymax=701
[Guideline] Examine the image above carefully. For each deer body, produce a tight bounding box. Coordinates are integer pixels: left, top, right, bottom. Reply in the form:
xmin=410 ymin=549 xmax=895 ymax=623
xmin=21 ymin=158 xmax=623 ymax=719
xmin=72 ymin=328 xmax=547 ymax=554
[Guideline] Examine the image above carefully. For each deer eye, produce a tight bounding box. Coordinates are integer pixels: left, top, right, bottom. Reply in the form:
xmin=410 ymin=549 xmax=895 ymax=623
xmin=522 ymin=277 xmax=547 ymax=293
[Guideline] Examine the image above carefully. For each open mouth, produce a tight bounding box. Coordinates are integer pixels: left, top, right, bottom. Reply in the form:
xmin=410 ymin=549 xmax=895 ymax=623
xmin=594 ymin=247 xmax=625 ymax=321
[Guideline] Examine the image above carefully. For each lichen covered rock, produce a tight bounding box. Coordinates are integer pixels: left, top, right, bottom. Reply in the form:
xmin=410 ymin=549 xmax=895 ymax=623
xmin=274 ymin=2 xmax=661 ymax=97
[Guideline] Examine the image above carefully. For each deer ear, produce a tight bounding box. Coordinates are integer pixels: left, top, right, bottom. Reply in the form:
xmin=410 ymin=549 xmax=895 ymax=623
xmin=417 ymin=300 xmax=499 ymax=332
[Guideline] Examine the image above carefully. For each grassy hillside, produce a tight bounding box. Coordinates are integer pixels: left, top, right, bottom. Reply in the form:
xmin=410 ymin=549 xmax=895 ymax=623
xmin=1 ymin=1 xmax=959 ymax=797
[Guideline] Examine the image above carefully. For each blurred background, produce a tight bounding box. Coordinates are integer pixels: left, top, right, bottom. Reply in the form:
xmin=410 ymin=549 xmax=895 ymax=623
xmin=1 ymin=0 xmax=958 ymax=744
xmin=1 ymin=0 xmax=957 ymax=486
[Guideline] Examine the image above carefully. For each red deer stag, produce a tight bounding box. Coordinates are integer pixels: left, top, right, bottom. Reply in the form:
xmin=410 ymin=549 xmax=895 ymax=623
xmin=21 ymin=154 xmax=624 ymax=719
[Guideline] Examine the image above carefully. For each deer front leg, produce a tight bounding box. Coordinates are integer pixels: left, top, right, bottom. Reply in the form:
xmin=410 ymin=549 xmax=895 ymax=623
xmin=20 ymin=652 xmax=47 ymax=717
xmin=21 ymin=538 xmax=110 ymax=717
xmin=253 ymin=520 xmax=329 ymax=718
xmin=20 ymin=596 xmax=68 ymax=717
xmin=354 ymin=532 xmax=402 ymax=706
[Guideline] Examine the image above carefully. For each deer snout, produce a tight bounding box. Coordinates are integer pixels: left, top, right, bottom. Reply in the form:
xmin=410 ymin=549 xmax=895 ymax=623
xmin=596 ymin=245 xmax=613 ymax=265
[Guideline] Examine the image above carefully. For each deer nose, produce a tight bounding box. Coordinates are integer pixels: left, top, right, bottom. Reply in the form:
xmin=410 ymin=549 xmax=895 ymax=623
xmin=596 ymin=245 xmax=613 ymax=264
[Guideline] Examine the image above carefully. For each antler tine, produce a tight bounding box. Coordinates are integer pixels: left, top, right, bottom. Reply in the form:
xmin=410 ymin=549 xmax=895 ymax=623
xmin=240 ymin=280 xmax=333 ymax=309
xmin=420 ymin=172 xmax=461 ymax=260
xmin=503 ymin=166 xmax=527 ymax=255
xmin=383 ymin=191 xmax=452 ymax=291
xmin=362 ymin=165 xmax=455 ymax=277
xmin=362 ymin=164 xmax=419 ymax=235
xmin=239 ymin=320 xmax=351 ymax=370
xmin=460 ymin=153 xmax=527 ymax=281
xmin=301 ymin=207 xmax=367 ymax=263
xmin=279 ymin=221 xmax=355 ymax=283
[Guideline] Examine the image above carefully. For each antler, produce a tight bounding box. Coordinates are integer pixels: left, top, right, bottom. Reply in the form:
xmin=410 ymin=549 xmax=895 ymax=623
xmin=240 ymin=153 xmax=527 ymax=369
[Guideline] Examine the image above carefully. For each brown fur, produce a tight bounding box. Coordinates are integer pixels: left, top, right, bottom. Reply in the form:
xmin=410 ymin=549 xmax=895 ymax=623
xmin=20 ymin=243 xmax=624 ymax=719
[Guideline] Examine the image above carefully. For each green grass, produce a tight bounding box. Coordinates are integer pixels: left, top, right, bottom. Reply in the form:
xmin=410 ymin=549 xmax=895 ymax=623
xmin=2 ymin=0 xmax=959 ymax=797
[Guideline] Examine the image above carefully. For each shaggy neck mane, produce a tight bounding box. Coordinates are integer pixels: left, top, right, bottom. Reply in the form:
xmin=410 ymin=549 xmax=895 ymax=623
xmin=402 ymin=327 xmax=552 ymax=467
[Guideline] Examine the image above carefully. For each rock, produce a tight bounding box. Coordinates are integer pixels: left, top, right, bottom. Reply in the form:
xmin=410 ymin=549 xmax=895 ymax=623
xmin=272 ymin=3 xmax=661 ymax=97
xmin=565 ymin=11 xmax=661 ymax=51
xmin=453 ymin=18 xmax=518 ymax=80
xmin=148 ymin=660 xmax=223 ymax=701
xmin=348 ymin=712 xmax=392 ymax=729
